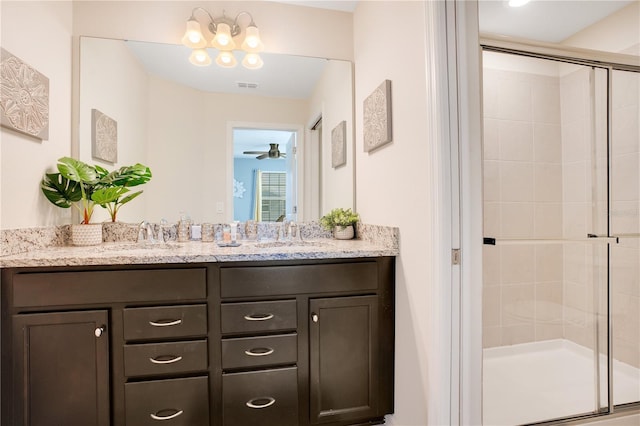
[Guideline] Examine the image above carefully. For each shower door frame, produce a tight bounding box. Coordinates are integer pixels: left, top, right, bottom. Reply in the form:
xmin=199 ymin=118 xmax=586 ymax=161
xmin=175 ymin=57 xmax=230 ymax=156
xmin=476 ymin=35 xmax=640 ymax=424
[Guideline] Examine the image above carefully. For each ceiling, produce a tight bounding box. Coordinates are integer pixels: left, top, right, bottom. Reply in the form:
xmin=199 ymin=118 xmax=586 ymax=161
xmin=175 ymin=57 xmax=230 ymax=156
xmin=233 ymin=128 xmax=294 ymax=159
xmin=478 ymin=0 xmax=634 ymax=43
xmin=125 ymin=41 xmax=327 ymax=99
xmin=270 ymin=1 xmax=358 ymax=12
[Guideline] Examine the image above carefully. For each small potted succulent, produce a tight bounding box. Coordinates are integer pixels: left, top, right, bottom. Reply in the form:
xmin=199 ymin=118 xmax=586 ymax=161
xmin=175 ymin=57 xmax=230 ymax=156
xmin=41 ymin=157 xmax=151 ymax=246
xmin=320 ymin=207 xmax=360 ymax=240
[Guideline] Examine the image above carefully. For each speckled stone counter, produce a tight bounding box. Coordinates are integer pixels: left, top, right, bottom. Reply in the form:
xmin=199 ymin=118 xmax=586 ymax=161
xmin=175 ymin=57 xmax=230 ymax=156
xmin=0 ymin=222 xmax=399 ymax=268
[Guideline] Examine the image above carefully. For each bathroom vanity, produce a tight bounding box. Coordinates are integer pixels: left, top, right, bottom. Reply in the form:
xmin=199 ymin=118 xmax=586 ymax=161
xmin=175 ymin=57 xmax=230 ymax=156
xmin=0 ymin=238 xmax=396 ymax=426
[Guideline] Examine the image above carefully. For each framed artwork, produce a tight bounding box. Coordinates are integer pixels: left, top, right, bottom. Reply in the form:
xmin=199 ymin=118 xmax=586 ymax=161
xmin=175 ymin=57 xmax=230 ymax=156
xmin=0 ymin=48 xmax=50 ymax=140
xmin=91 ymin=109 xmax=118 ymax=163
xmin=331 ymin=120 xmax=347 ymax=168
xmin=363 ymin=79 xmax=392 ymax=152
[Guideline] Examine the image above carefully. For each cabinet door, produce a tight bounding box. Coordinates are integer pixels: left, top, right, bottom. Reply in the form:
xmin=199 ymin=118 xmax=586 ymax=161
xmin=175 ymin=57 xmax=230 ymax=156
xmin=309 ymin=296 xmax=379 ymax=424
xmin=12 ymin=310 xmax=110 ymax=426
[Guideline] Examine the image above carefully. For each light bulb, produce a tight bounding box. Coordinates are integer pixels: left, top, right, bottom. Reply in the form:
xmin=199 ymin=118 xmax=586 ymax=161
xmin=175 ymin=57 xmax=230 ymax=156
xmin=189 ymin=49 xmax=211 ymax=66
xmin=242 ymin=53 xmax=264 ymax=70
xmin=216 ymin=51 xmax=238 ymax=68
xmin=241 ymin=25 xmax=264 ymax=53
xmin=508 ymin=0 xmax=531 ymax=7
xmin=181 ymin=18 xmax=206 ymax=49
xmin=212 ymin=23 xmax=236 ymax=50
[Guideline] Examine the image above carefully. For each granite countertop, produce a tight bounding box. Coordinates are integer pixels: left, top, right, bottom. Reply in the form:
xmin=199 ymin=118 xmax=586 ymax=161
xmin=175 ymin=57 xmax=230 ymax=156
xmin=0 ymin=238 xmax=398 ymax=268
xmin=0 ymin=222 xmax=399 ymax=268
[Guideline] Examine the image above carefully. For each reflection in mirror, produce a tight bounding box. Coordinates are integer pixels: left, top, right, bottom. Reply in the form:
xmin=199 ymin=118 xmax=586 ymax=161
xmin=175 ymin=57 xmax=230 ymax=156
xmin=233 ymin=127 xmax=297 ymax=222
xmin=79 ymin=36 xmax=354 ymax=224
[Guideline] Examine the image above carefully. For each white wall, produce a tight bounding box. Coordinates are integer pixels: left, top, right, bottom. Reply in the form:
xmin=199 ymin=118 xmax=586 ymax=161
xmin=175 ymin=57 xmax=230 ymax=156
xmin=354 ymin=2 xmax=434 ymax=425
xmin=79 ymin=37 xmax=149 ymax=223
xmin=0 ymin=1 xmax=73 ymax=229
xmin=308 ymin=59 xmax=355 ymax=214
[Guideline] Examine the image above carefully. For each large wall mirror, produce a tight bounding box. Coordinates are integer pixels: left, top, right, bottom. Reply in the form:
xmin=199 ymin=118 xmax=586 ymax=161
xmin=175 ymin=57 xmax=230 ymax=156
xmin=79 ymin=36 xmax=354 ymax=224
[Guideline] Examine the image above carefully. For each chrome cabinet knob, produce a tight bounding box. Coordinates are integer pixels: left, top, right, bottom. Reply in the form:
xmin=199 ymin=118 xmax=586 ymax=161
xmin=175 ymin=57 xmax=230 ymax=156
xmin=94 ymin=326 xmax=106 ymax=337
xmin=311 ymin=313 xmax=319 ymax=323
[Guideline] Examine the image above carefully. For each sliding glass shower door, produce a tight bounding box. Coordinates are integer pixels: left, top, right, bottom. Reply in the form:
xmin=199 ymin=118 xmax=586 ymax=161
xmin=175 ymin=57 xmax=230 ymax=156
xmin=610 ymin=69 xmax=640 ymax=407
xmin=480 ymin=49 xmax=640 ymax=425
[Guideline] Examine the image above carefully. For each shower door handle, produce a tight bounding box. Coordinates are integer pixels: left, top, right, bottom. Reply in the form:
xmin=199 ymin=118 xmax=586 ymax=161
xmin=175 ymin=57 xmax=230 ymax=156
xmin=482 ymin=236 xmax=619 ymax=245
xmin=587 ymin=234 xmax=619 ymax=244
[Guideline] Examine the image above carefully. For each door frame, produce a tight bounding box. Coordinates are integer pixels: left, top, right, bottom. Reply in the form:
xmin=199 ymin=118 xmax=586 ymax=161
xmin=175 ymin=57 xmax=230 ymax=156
xmin=227 ymin=121 xmax=304 ymax=223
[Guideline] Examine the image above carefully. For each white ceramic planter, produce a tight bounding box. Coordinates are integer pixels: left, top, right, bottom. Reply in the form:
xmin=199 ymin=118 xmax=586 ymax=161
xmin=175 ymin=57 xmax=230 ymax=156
xmin=334 ymin=225 xmax=355 ymax=240
xmin=71 ymin=223 xmax=103 ymax=246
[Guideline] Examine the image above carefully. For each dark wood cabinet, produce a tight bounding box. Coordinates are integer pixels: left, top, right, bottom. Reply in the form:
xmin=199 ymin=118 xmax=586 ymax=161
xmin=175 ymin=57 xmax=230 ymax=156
xmin=11 ymin=310 xmax=110 ymax=426
xmin=2 ymin=257 xmax=394 ymax=426
xmin=309 ymin=296 xmax=379 ymax=424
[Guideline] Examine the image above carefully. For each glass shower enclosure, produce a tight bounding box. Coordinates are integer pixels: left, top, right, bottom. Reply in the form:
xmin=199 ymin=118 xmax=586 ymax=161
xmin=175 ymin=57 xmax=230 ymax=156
xmin=481 ymin=48 xmax=639 ymax=425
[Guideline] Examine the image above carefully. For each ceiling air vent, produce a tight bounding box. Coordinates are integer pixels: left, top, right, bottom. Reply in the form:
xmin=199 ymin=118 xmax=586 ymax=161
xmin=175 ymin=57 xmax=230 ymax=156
xmin=237 ymin=82 xmax=258 ymax=89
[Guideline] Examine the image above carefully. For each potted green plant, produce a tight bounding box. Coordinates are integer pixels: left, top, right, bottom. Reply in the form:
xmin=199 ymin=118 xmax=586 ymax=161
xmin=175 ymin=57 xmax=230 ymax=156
xmin=92 ymin=163 xmax=152 ymax=222
xmin=319 ymin=207 xmax=360 ymax=240
xmin=41 ymin=157 xmax=152 ymax=245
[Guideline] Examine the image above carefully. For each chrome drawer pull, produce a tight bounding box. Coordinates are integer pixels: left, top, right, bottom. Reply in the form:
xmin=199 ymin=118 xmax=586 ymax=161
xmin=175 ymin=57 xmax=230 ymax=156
xmin=243 ymin=313 xmax=274 ymax=321
xmin=150 ymin=409 xmax=183 ymax=421
xmin=246 ymin=397 xmax=276 ymax=409
xmin=148 ymin=319 xmax=182 ymax=327
xmin=244 ymin=347 xmax=275 ymax=357
xmin=149 ymin=355 xmax=183 ymax=364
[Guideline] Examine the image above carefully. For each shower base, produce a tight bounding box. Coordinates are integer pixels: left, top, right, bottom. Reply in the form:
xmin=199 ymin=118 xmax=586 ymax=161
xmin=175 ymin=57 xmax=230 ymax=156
xmin=483 ymin=339 xmax=640 ymax=426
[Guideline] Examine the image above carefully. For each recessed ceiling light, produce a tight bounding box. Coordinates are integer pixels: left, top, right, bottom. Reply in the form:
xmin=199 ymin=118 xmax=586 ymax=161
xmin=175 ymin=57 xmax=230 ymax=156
xmin=508 ymin=0 xmax=531 ymax=7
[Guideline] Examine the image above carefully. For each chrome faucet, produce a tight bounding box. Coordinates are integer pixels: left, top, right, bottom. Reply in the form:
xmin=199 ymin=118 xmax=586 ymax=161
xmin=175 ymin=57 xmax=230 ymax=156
xmin=138 ymin=221 xmax=156 ymax=243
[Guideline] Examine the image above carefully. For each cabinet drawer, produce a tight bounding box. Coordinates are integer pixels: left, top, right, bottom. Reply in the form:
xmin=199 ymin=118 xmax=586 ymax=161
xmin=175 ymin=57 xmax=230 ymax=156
xmin=124 ymin=340 xmax=208 ymax=377
xmin=223 ymin=367 xmax=298 ymax=426
xmin=124 ymin=304 xmax=207 ymax=341
xmin=222 ymin=334 xmax=297 ymax=370
xmin=125 ymin=376 xmax=209 ymax=426
xmin=13 ymin=268 xmax=206 ymax=307
xmin=221 ymin=300 xmax=296 ymax=334
xmin=220 ymin=262 xmax=378 ymax=298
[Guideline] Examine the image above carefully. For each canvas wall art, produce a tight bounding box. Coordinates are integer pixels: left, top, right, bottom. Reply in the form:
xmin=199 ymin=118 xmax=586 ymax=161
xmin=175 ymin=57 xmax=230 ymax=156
xmin=331 ymin=120 xmax=347 ymax=168
xmin=92 ymin=109 xmax=118 ymax=163
xmin=0 ymin=48 xmax=50 ymax=140
xmin=363 ymin=79 xmax=392 ymax=152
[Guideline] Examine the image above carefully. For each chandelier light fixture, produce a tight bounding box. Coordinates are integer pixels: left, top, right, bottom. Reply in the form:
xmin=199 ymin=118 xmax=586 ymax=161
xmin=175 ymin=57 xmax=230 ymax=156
xmin=181 ymin=7 xmax=264 ymax=69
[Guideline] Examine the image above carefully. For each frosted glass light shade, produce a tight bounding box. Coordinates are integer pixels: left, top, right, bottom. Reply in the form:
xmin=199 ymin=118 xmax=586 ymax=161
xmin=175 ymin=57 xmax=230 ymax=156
xmin=182 ymin=18 xmax=207 ymax=48
xmin=189 ymin=49 xmax=212 ymax=66
xmin=241 ymin=25 xmax=264 ymax=53
xmin=508 ymin=0 xmax=530 ymax=6
xmin=216 ymin=51 xmax=238 ymax=68
xmin=212 ymin=23 xmax=236 ymax=50
xmin=242 ymin=53 xmax=264 ymax=70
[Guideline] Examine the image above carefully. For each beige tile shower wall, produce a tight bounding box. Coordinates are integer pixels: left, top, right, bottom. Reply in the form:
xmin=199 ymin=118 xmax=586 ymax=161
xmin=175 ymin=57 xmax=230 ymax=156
xmin=482 ymin=66 xmax=564 ymax=348
xmin=610 ymin=70 xmax=640 ymax=369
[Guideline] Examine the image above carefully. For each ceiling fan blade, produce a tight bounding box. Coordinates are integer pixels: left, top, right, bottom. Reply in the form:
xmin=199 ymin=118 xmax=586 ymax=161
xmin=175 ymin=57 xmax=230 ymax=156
xmin=256 ymin=153 xmax=269 ymax=160
xmin=280 ymin=153 xmax=287 ymax=158
xmin=243 ymin=151 xmax=267 ymax=155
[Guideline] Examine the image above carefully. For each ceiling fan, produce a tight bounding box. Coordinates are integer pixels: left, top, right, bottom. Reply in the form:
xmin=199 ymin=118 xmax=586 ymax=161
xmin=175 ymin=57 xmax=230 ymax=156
xmin=243 ymin=143 xmax=286 ymax=160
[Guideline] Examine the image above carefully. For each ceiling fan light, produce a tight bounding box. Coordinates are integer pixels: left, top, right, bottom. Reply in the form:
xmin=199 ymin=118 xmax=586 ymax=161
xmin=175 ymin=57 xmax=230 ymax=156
xmin=182 ymin=18 xmax=207 ymax=48
xmin=189 ymin=48 xmax=212 ymax=66
xmin=241 ymin=24 xmax=264 ymax=53
xmin=216 ymin=51 xmax=238 ymax=68
xmin=212 ymin=22 xmax=236 ymax=50
xmin=242 ymin=53 xmax=264 ymax=70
